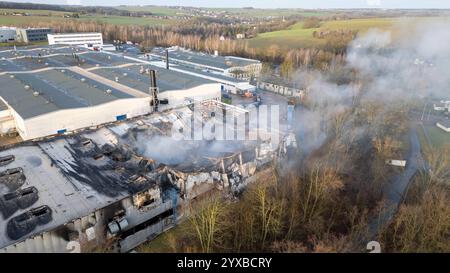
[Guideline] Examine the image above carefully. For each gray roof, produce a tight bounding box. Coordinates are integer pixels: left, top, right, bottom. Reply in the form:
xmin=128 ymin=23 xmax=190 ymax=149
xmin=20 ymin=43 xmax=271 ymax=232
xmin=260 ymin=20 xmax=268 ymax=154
xmin=0 ymin=143 xmax=123 ymax=249
xmin=0 ymin=99 xmax=7 ymax=111
xmin=169 ymin=64 xmax=251 ymax=85
xmin=0 ymin=104 xmax=250 ymax=249
xmin=0 ymin=113 xmax=181 ymax=248
xmin=0 ymin=45 xmax=215 ymax=119
xmin=91 ymin=64 xmax=215 ymax=93
xmin=0 ymin=68 xmax=135 ymax=119
xmin=437 ymin=119 xmax=450 ymax=128
xmin=152 ymin=47 xmax=260 ymax=71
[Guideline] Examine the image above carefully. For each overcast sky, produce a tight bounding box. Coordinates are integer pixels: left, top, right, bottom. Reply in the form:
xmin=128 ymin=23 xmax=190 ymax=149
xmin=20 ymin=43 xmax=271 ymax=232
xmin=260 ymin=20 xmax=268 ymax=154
xmin=3 ymin=0 xmax=450 ymax=9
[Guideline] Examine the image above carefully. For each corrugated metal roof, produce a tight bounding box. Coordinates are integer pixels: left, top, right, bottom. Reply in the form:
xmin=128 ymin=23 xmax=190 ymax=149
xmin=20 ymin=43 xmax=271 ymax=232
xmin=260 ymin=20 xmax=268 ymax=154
xmin=0 ymin=69 xmax=132 ymax=119
xmin=0 ymin=45 xmax=215 ymax=119
xmin=91 ymin=63 xmax=215 ymax=93
xmin=152 ymin=47 xmax=260 ymax=70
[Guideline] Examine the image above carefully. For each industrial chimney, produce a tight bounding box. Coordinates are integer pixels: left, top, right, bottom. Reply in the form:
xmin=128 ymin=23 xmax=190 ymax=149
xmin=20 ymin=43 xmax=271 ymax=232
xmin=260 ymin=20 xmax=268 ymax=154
xmin=149 ymin=69 xmax=159 ymax=112
xmin=165 ymin=49 xmax=169 ymax=70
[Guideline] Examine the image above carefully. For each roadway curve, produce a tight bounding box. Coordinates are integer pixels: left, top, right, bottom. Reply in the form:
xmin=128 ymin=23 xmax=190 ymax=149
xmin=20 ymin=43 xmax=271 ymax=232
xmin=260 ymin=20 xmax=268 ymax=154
xmin=369 ymin=127 xmax=425 ymax=237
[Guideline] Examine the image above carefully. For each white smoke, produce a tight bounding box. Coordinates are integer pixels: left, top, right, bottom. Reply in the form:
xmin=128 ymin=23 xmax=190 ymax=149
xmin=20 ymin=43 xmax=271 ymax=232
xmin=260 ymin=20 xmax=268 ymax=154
xmin=294 ymin=19 xmax=450 ymax=153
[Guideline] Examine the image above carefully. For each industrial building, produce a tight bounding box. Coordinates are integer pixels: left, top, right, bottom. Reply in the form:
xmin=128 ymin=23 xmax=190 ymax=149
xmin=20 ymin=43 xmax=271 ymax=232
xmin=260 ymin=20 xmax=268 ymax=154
xmin=0 ymin=42 xmax=294 ymax=252
xmin=0 ymin=27 xmax=17 ymax=43
xmin=16 ymin=28 xmax=52 ymax=43
xmin=436 ymin=119 xmax=450 ymax=132
xmin=433 ymin=100 xmax=450 ymax=113
xmin=0 ymin=45 xmax=221 ymax=140
xmin=48 ymin=33 xmax=104 ymax=49
xmin=125 ymin=49 xmax=257 ymax=95
xmin=0 ymin=99 xmax=294 ymax=252
xmin=151 ymin=46 xmax=262 ymax=80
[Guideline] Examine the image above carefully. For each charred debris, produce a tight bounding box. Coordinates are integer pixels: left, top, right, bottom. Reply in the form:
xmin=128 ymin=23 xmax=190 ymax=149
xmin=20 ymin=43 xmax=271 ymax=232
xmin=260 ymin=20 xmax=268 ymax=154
xmin=0 ymin=102 xmax=297 ymax=251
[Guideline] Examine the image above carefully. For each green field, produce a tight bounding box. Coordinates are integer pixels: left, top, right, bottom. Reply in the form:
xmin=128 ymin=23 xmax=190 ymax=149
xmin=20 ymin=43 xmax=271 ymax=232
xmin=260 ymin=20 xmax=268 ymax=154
xmin=117 ymin=6 xmax=329 ymax=18
xmin=206 ymin=8 xmax=329 ymax=18
xmin=78 ymin=14 xmax=175 ymax=26
xmin=0 ymin=8 xmax=69 ymax=16
xmin=0 ymin=8 xmax=176 ymax=26
xmin=116 ymin=5 xmax=182 ymax=16
xmin=248 ymin=17 xmax=450 ymax=50
xmin=418 ymin=124 xmax=450 ymax=150
xmin=248 ymin=18 xmax=399 ymax=49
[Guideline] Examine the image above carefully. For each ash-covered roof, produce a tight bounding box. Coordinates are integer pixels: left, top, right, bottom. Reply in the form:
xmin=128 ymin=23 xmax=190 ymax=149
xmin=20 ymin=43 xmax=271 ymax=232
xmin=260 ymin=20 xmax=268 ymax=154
xmin=0 ymin=112 xmax=181 ymax=248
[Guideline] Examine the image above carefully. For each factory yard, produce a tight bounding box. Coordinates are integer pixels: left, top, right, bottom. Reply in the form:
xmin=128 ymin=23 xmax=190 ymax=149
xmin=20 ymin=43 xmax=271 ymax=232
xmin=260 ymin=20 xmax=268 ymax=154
xmin=0 ymin=42 xmax=298 ymax=253
xmin=0 ymin=97 xmax=295 ymax=252
xmin=0 ymin=1 xmax=449 ymax=257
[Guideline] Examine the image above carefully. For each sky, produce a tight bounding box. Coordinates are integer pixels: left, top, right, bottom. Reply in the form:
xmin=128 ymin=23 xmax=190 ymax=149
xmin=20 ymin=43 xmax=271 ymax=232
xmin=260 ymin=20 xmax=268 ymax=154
xmin=4 ymin=0 xmax=450 ymax=9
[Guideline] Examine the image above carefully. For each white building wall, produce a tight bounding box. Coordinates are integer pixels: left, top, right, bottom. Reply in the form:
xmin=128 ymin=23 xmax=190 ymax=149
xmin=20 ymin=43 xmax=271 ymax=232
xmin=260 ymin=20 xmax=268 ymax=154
xmin=20 ymin=97 xmax=151 ymax=140
xmin=0 ymin=28 xmax=17 ymax=43
xmin=158 ymin=83 xmax=221 ymax=110
xmin=0 ymin=230 xmax=70 ymax=253
xmin=436 ymin=122 xmax=450 ymax=133
xmin=48 ymin=33 xmax=103 ymax=47
xmin=0 ymin=109 xmax=15 ymax=135
xmin=13 ymin=84 xmax=219 ymax=140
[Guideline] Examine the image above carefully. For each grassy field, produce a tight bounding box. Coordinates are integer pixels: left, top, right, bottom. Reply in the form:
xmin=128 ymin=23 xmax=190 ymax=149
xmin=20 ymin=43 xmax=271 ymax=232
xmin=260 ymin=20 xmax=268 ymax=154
xmin=248 ymin=18 xmax=399 ymax=49
xmin=0 ymin=8 xmax=176 ymax=26
xmin=206 ymin=8 xmax=329 ymax=18
xmin=417 ymin=123 xmax=450 ymax=151
xmin=78 ymin=14 xmax=175 ymax=26
xmin=0 ymin=8 xmax=69 ymax=16
xmin=116 ymin=5 xmax=182 ymax=16
xmin=248 ymin=17 xmax=450 ymax=50
xmin=117 ymin=6 xmax=330 ymax=18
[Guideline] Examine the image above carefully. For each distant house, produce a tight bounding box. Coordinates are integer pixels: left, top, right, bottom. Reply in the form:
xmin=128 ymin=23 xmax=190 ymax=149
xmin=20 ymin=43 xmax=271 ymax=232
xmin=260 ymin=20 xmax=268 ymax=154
xmin=0 ymin=27 xmax=17 ymax=43
xmin=436 ymin=119 xmax=450 ymax=133
xmin=433 ymin=100 xmax=450 ymax=112
xmin=236 ymin=33 xmax=245 ymax=39
xmin=16 ymin=28 xmax=52 ymax=43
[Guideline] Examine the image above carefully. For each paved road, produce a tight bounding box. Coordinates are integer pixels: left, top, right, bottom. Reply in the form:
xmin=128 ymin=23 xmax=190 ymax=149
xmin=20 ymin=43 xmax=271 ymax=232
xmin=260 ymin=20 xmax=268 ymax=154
xmin=369 ymin=127 xmax=425 ymax=237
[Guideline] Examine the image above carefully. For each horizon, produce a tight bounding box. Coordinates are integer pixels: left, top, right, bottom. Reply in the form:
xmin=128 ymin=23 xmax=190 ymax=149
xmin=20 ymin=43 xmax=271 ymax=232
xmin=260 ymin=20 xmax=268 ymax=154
xmin=2 ymin=0 xmax=450 ymax=9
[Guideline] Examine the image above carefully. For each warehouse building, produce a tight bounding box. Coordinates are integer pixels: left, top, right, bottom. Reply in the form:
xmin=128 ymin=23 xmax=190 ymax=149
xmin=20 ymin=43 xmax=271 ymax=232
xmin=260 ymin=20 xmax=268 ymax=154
xmin=48 ymin=33 xmax=103 ymax=49
xmin=151 ymin=46 xmax=262 ymax=80
xmin=16 ymin=28 xmax=52 ymax=43
xmin=0 ymin=100 xmax=292 ymax=252
xmin=436 ymin=119 xmax=450 ymax=133
xmin=0 ymin=27 xmax=17 ymax=43
xmin=118 ymin=50 xmax=256 ymax=95
xmin=0 ymin=45 xmax=221 ymax=141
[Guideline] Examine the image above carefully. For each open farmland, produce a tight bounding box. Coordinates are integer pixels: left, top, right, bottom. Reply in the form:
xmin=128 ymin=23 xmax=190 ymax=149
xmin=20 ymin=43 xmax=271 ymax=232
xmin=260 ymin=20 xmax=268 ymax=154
xmin=78 ymin=14 xmax=176 ymax=25
xmin=205 ymin=8 xmax=330 ymax=18
xmin=0 ymin=8 xmax=176 ymax=26
xmin=116 ymin=5 xmax=182 ymax=16
xmin=248 ymin=18 xmax=397 ymax=49
xmin=418 ymin=124 xmax=450 ymax=150
xmin=248 ymin=17 xmax=446 ymax=50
